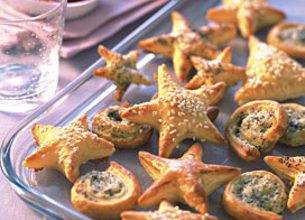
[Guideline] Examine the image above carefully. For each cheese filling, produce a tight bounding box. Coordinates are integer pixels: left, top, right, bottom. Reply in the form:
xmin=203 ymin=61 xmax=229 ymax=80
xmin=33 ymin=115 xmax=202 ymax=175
xmin=75 ymin=171 xmax=127 ymax=201
xmin=279 ymin=26 xmax=305 ymax=46
xmin=232 ymin=173 xmax=286 ymax=214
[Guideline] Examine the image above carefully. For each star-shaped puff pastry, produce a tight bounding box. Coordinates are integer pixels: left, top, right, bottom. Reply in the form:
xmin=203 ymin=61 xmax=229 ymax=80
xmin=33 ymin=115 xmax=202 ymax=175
xmin=265 ymin=156 xmax=305 ymax=213
xmin=138 ymin=11 xmax=236 ymax=82
xmin=120 ymin=64 xmax=226 ymax=158
xmin=23 ymin=115 xmax=115 ymax=182
xmin=207 ymin=0 xmax=286 ymax=38
xmin=185 ymin=47 xmax=246 ymax=90
xmin=121 ymin=200 xmax=218 ymax=220
xmin=235 ymin=36 xmax=305 ymax=105
xmin=93 ymin=45 xmax=151 ymax=101
xmin=137 ymin=143 xmax=241 ymax=214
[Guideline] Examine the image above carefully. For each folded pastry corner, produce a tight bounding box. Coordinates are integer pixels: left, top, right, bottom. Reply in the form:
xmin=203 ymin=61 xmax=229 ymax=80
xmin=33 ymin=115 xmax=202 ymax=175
xmin=120 ymin=64 xmax=227 ymax=158
xmin=137 ymin=142 xmax=241 ymax=214
xmin=225 ymin=100 xmax=288 ymax=161
xmin=207 ymin=0 xmax=286 ymax=38
xmin=23 ymin=115 xmax=115 ymax=182
xmin=265 ymin=156 xmax=305 ymax=213
xmin=71 ymin=161 xmax=141 ymax=219
xmin=138 ymin=11 xmax=236 ymax=82
xmin=223 ymin=170 xmax=287 ymax=220
xmin=235 ymin=36 xmax=305 ymax=105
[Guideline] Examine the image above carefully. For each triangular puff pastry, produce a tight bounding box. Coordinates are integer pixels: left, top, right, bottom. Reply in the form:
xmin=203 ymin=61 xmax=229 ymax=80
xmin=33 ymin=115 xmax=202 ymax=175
xmin=235 ymin=37 xmax=305 ymax=105
xmin=137 ymin=143 xmax=240 ymax=214
xmin=207 ymin=0 xmax=286 ymax=38
xmin=138 ymin=11 xmax=236 ymax=82
xmin=23 ymin=116 xmax=115 ymax=182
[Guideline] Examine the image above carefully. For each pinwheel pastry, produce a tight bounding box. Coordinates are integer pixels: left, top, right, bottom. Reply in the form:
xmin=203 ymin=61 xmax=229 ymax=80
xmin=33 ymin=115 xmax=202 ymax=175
xmin=235 ymin=37 xmax=305 ymax=105
xmin=71 ymin=161 xmax=141 ymax=219
xmin=120 ymin=64 xmax=226 ymax=158
xmin=185 ymin=47 xmax=246 ymax=90
xmin=222 ymin=170 xmax=287 ymax=220
xmin=265 ymin=156 xmax=305 ymax=213
xmin=207 ymin=0 xmax=286 ymax=38
xmin=279 ymin=103 xmax=305 ymax=147
xmin=92 ymin=104 xmax=152 ymax=149
xmin=267 ymin=22 xmax=305 ymax=59
xmin=121 ymin=200 xmax=218 ymax=220
xmin=225 ymin=100 xmax=288 ymax=161
xmin=137 ymin=143 xmax=241 ymax=214
xmin=23 ymin=115 xmax=115 ymax=182
xmin=138 ymin=11 xmax=236 ymax=82
xmin=93 ymin=45 xmax=151 ymax=101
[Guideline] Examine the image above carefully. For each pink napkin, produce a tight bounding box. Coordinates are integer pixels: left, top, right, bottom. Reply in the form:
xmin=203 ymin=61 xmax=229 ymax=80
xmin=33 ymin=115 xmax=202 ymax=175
xmin=61 ymin=0 xmax=168 ymax=58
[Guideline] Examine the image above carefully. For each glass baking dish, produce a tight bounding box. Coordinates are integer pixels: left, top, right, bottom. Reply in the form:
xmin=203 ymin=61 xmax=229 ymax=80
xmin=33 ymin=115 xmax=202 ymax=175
xmin=1 ymin=0 xmax=305 ymax=219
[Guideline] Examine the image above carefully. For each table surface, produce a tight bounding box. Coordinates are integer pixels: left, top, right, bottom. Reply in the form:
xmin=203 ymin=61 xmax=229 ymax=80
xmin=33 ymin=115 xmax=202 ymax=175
xmin=1 ymin=0 xmax=304 ymax=219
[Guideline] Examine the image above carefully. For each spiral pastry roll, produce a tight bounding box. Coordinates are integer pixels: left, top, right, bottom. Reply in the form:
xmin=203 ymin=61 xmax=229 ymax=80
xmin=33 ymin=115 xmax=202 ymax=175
xmin=223 ymin=170 xmax=287 ymax=220
xmin=279 ymin=103 xmax=305 ymax=147
xmin=71 ymin=162 xmax=141 ymax=219
xmin=267 ymin=22 xmax=305 ymax=59
xmin=225 ymin=100 xmax=288 ymax=161
xmin=92 ymin=105 xmax=152 ymax=149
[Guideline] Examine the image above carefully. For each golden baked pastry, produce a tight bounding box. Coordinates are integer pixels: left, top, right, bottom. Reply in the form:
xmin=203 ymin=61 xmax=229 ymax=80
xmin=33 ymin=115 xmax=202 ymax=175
xmin=23 ymin=115 xmax=115 ymax=182
xmin=185 ymin=47 xmax=246 ymax=90
xmin=207 ymin=0 xmax=286 ymax=38
xmin=92 ymin=105 xmax=152 ymax=149
xmin=279 ymin=103 xmax=305 ymax=147
xmin=235 ymin=36 xmax=305 ymax=105
xmin=137 ymin=143 xmax=241 ymax=214
xmin=93 ymin=45 xmax=151 ymax=101
xmin=264 ymin=156 xmax=305 ymax=213
xmin=267 ymin=22 xmax=305 ymax=59
xmin=222 ymin=170 xmax=287 ymax=220
xmin=138 ymin=11 xmax=236 ymax=82
xmin=225 ymin=100 xmax=288 ymax=161
xmin=121 ymin=200 xmax=218 ymax=220
xmin=120 ymin=64 xmax=226 ymax=158
xmin=71 ymin=161 xmax=141 ymax=219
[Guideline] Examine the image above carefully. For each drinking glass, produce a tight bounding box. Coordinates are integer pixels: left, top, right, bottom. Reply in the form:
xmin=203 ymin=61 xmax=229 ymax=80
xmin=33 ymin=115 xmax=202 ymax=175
xmin=0 ymin=0 xmax=66 ymax=112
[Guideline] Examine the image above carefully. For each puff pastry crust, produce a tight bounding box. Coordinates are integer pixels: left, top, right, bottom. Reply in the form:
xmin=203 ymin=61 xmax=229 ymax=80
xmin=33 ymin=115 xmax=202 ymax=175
xmin=235 ymin=36 xmax=305 ymax=105
xmin=92 ymin=105 xmax=152 ymax=149
xmin=264 ymin=156 xmax=305 ymax=213
xmin=93 ymin=45 xmax=151 ymax=101
xmin=23 ymin=115 xmax=115 ymax=182
xmin=225 ymin=100 xmax=288 ymax=161
xmin=207 ymin=0 xmax=286 ymax=38
xmin=71 ymin=161 xmax=141 ymax=219
xmin=279 ymin=103 xmax=305 ymax=147
xmin=120 ymin=64 xmax=226 ymax=158
xmin=138 ymin=11 xmax=236 ymax=82
xmin=121 ymin=200 xmax=218 ymax=220
xmin=222 ymin=170 xmax=287 ymax=220
xmin=137 ymin=143 xmax=241 ymax=214
xmin=185 ymin=47 xmax=246 ymax=90
xmin=267 ymin=22 xmax=305 ymax=59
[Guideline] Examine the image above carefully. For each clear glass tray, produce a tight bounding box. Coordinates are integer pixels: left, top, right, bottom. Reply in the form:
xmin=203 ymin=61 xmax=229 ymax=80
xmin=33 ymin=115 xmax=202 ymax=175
xmin=1 ymin=0 xmax=305 ymax=219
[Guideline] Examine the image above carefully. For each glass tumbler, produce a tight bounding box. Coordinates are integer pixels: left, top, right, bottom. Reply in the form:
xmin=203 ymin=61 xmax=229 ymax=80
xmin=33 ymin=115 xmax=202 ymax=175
xmin=0 ymin=0 xmax=66 ymax=112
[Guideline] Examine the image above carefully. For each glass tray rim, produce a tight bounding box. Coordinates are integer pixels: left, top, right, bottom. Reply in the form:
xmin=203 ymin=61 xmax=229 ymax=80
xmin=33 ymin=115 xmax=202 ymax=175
xmin=0 ymin=0 xmax=190 ymax=219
